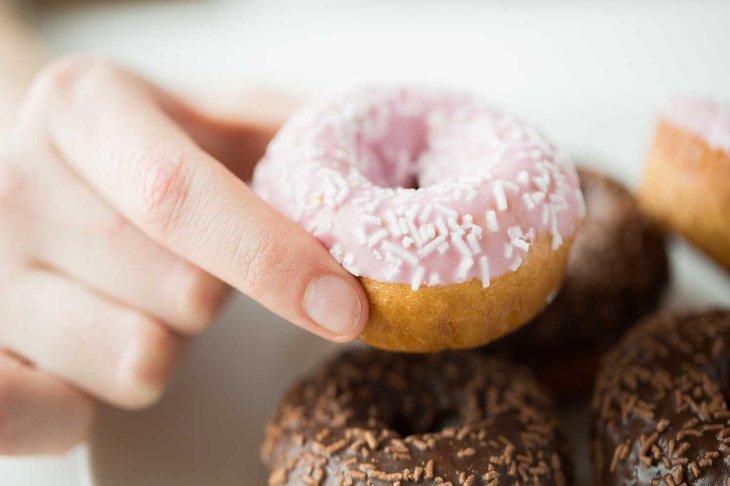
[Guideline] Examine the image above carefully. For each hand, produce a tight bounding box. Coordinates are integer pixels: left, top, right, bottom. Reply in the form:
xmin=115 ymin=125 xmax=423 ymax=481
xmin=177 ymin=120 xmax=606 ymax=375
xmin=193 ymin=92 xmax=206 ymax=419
xmin=0 ymin=56 xmax=368 ymax=454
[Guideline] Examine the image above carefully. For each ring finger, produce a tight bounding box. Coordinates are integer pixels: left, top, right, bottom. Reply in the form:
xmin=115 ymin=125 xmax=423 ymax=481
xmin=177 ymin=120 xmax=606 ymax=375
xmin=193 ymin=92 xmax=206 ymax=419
xmin=0 ymin=266 xmax=181 ymax=409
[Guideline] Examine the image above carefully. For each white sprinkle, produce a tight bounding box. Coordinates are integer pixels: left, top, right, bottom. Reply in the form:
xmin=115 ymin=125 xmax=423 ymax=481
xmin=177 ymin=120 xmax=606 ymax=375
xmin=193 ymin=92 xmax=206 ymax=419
xmin=360 ymin=214 xmax=383 ymax=226
xmin=465 ymin=190 xmax=478 ymax=202
xmin=551 ymin=207 xmax=563 ymax=250
xmin=504 ymin=243 xmax=514 ymax=258
xmin=466 ymin=232 xmax=482 ymax=254
xmin=418 ymin=235 xmax=447 ymax=257
xmin=533 ymin=175 xmax=550 ymax=193
xmin=435 ymin=217 xmax=449 ymax=236
xmin=385 ymin=252 xmax=403 ymax=267
xmin=411 ymin=266 xmax=426 ymax=290
xmin=437 ymin=242 xmax=450 ymax=255
xmin=508 ymin=226 xmax=523 ymax=240
xmin=429 ymin=272 xmax=441 ymax=286
xmin=419 ymin=224 xmax=436 ymax=241
xmin=485 ymin=210 xmax=499 ymax=232
xmin=509 ymin=257 xmax=523 ymax=272
xmin=522 ymin=193 xmax=536 ymax=210
xmin=517 ymin=170 xmax=530 ymax=186
xmin=576 ymin=187 xmax=587 ymax=217
xmin=435 ymin=203 xmax=458 ymax=218
xmin=385 ymin=210 xmax=402 ymax=237
xmin=419 ymin=204 xmax=434 ymax=223
xmin=335 ymin=186 xmax=350 ymax=203
xmin=542 ymin=203 xmax=551 ymax=225
xmin=402 ymin=236 xmax=415 ymax=248
xmin=398 ymin=217 xmax=410 ymax=235
xmin=344 ymin=265 xmax=361 ymax=276
xmin=368 ymin=229 xmax=388 ymax=247
xmin=493 ymin=183 xmax=508 ymax=211
xmin=382 ymin=241 xmax=419 ymax=266
xmin=355 ymin=227 xmax=368 ymax=245
xmin=512 ymin=238 xmax=530 ymax=252
xmin=531 ymin=192 xmax=546 ymax=205
xmin=480 ymin=256 xmax=490 ymax=288
xmin=406 ymin=217 xmax=423 ymax=247
xmin=383 ymin=266 xmax=399 ymax=282
xmin=456 ymin=257 xmax=474 ymax=282
xmin=366 ymin=198 xmax=381 ymax=213
xmin=501 ymin=181 xmax=520 ymax=193
xmin=342 ymin=254 xmax=360 ymax=276
xmin=329 ymin=243 xmax=344 ymax=262
xmin=452 ymin=234 xmax=473 ymax=258
xmin=447 ymin=217 xmax=462 ymax=232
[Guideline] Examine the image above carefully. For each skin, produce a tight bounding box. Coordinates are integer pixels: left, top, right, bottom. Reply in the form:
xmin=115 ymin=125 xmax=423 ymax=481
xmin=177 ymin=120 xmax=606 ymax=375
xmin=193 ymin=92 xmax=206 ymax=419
xmin=0 ymin=2 xmax=368 ymax=455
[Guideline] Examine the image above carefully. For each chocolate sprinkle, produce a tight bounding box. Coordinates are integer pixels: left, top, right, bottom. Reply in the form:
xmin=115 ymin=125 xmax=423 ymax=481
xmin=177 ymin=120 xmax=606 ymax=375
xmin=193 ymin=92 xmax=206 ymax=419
xmin=490 ymin=168 xmax=669 ymax=397
xmin=592 ymin=310 xmax=730 ymax=485
xmin=262 ymin=349 xmax=572 ymax=485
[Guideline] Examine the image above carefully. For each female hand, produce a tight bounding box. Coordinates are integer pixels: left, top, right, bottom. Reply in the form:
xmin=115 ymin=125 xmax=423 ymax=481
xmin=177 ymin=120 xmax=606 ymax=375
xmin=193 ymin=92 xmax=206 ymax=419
xmin=0 ymin=56 xmax=368 ymax=454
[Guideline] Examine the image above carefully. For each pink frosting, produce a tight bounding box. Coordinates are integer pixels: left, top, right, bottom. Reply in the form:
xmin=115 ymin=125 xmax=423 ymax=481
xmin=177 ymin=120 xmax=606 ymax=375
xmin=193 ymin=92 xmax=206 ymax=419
xmin=253 ymin=86 xmax=585 ymax=289
xmin=664 ymin=97 xmax=730 ymax=153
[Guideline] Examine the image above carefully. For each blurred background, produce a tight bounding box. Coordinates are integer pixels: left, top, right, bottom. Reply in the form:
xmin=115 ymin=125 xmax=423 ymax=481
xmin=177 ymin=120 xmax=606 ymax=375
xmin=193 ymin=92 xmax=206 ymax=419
xmin=2 ymin=1 xmax=730 ymax=484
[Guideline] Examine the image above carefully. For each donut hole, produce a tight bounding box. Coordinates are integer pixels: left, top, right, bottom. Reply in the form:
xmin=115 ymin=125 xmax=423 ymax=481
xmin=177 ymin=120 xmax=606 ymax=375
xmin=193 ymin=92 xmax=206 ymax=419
xmin=354 ymin=105 xmax=498 ymax=191
xmin=387 ymin=406 xmax=462 ymax=438
xmin=356 ymin=114 xmax=426 ymax=190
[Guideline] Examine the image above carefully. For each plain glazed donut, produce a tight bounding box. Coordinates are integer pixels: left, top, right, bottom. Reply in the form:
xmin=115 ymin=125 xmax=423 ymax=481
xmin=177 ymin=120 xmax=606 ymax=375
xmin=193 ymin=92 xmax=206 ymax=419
xmin=491 ymin=168 xmax=669 ymax=398
xmin=253 ymin=86 xmax=585 ymax=352
xmin=591 ymin=310 xmax=730 ymax=485
xmin=640 ymin=97 xmax=730 ymax=273
xmin=262 ymin=348 xmax=572 ymax=485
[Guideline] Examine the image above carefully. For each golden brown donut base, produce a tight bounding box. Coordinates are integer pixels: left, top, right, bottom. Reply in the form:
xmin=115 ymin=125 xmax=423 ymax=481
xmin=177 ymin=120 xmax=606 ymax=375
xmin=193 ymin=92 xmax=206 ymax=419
xmin=359 ymin=236 xmax=572 ymax=352
xmin=640 ymin=119 xmax=730 ymax=271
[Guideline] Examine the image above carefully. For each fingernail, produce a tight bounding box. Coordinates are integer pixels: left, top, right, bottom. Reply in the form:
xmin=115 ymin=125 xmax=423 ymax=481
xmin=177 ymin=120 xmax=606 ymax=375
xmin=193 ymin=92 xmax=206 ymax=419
xmin=304 ymin=275 xmax=362 ymax=336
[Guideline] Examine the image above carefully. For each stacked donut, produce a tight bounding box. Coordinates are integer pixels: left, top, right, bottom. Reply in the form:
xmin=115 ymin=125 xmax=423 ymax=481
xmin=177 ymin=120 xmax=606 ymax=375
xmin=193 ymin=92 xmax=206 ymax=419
xmin=254 ymin=87 xmax=730 ymax=485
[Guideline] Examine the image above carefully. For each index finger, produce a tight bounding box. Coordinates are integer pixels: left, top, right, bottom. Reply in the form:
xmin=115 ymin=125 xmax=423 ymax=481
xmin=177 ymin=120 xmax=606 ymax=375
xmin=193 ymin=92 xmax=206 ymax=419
xmin=29 ymin=58 xmax=368 ymax=341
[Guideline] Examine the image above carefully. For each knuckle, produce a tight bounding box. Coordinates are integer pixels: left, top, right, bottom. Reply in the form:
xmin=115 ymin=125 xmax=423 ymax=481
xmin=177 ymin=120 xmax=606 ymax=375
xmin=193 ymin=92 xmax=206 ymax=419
xmin=0 ymin=155 xmax=28 ymax=210
xmin=132 ymin=146 xmax=191 ymax=235
xmin=29 ymin=56 xmax=117 ymax=106
xmin=175 ymin=268 xmax=226 ymax=332
xmin=237 ymin=229 xmax=292 ymax=293
xmin=103 ymin=211 xmax=134 ymax=243
xmin=118 ymin=319 xmax=180 ymax=410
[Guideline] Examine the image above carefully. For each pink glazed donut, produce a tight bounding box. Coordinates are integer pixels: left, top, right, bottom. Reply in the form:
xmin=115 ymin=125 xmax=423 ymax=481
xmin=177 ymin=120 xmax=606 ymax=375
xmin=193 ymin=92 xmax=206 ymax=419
xmin=253 ymin=86 xmax=585 ymax=352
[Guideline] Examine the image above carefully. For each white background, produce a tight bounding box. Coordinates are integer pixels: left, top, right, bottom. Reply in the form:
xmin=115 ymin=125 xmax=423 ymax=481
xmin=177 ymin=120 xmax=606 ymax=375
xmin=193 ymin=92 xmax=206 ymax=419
xmin=2 ymin=0 xmax=730 ymax=484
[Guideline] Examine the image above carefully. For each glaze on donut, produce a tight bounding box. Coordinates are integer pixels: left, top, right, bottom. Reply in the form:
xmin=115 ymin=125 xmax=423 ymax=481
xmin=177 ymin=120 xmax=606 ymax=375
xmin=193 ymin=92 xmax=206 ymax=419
xmin=592 ymin=310 xmax=730 ymax=485
xmin=262 ymin=348 xmax=572 ymax=485
xmin=253 ymin=86 xmax=584 ymax=352
xmin=492 ymin=168 xmax=669 ymax=398
xmin=640 ymin=97 xmax=730 ymax=273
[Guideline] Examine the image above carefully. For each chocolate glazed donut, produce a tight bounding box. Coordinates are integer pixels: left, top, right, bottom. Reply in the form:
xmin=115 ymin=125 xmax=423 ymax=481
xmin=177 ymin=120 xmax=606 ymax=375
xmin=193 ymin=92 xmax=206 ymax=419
xmin=262 ymin=349 xmax=572 ymax=485
xmin=592 ymin=310 xmax=730 ymax=485
xmin=490 ymin=168 xmax=669 ymax=397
